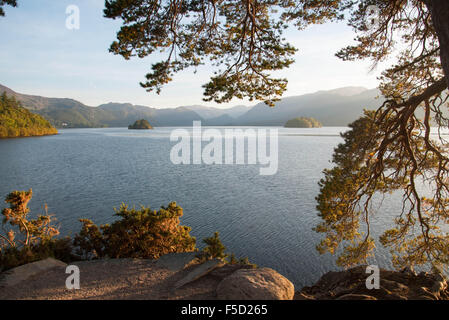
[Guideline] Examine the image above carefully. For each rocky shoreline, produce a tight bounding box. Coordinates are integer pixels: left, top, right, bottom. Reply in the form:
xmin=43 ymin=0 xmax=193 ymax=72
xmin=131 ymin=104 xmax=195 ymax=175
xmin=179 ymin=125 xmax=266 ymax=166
xmin=296 ymin=265 xmax=448 ymax=300
xmin=0 ymin=255 xmax=447 ymax=300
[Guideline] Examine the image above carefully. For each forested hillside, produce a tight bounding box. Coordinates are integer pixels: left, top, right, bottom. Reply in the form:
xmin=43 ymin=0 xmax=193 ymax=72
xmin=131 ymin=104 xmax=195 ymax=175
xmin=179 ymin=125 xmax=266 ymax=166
xmin=0 ymin=93 xmax=58 ymax=138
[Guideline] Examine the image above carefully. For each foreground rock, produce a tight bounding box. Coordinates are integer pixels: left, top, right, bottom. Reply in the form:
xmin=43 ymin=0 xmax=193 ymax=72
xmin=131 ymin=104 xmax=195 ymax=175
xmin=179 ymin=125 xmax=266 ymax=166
xmin=175 ymin=259 xmax=224 ymax=289
xmin=0 ymin=256 xmax=258 ymax=300
xmin=0 ymin=258 xmax=67 ymax=288
xmin=156 ymin=252 xmax=198 ymax=272
xmin=9 ymin=256 xmax=444 ymax=301
xmin=296 ymin=265 xmax=448 ymax=300
xmin=217 ymin=267 xmax=295 ymax=300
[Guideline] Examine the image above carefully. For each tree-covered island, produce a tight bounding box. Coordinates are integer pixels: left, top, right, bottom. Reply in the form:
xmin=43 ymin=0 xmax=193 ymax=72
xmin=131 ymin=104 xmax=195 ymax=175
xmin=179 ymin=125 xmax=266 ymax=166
xmin=284 ymin=117 xmax=322 ymax=128
xmin=128 ymin=119 xmax=153 ymax=130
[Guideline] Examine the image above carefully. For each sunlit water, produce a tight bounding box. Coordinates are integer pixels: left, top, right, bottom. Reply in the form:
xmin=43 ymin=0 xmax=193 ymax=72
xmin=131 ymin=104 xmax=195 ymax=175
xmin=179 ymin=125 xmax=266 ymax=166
xmin=0 ymin=126 xmax=440 ymax=288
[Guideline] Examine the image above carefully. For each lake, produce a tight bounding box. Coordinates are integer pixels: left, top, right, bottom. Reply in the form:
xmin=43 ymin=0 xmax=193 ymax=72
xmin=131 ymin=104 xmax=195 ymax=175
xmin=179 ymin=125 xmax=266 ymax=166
xmin=0 ymin=126 xmax=406 ymax=288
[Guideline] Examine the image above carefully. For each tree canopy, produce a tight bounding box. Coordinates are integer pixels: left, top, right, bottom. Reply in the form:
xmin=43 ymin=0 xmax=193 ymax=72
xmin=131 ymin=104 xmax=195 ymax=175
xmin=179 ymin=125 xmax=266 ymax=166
xmin=105 ymin=0 xmax=449 ymax=270
xmin=104 ymin=0 xmax=449 ymax=105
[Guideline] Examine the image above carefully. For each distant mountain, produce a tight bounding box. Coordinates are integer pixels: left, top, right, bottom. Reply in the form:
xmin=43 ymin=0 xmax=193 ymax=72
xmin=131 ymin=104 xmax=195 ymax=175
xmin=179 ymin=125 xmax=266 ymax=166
xmin=96 ymin=103 xmax=203 ymax=127
xmin=0 ymin=84 xmax=388 ymax=128
xmin=183 ymin=105 xmax=251 ymax=119
xmin=225 ymin=105 xmax=252 ymax=118
xmin=0 ymin=85 xmax=203 ymax=128
xmin=319 ymin=86 xmax=369 ymax=96
xmin=0 ymin=84 xmax=107 ymax=127
xmin=204 ymin=114 xmax=236 ymax=126
xmin=181 ymin=105 xmax=223 ymax=119
xmin=234 ymin=87 xmax=383 ymax=126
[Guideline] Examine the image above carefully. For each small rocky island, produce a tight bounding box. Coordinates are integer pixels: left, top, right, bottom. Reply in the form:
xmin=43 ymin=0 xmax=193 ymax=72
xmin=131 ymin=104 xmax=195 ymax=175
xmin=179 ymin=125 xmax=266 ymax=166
xmin=128 ymin=119 xmax=153 ymax=130
xmin=284 ymin=117 xmax=322 ymax=128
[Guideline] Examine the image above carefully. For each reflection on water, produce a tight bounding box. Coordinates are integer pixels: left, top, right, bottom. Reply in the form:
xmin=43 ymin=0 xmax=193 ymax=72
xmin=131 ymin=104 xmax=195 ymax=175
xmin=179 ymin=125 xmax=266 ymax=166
xmin=0 ymin=126 xmax=418 ymax=287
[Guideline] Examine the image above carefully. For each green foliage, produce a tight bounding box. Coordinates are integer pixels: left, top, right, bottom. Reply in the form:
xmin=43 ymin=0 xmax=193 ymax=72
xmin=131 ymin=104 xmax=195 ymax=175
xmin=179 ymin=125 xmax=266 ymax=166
xmin=284 ymin=117 xmax=322 ymax=128
xmin=315 ymin=111 xmax=396 ymax=267
xmin=306 ymin=0 xmax=449 ymax=272
xmin=74 ymin=202 xmax=196 ymax=259
xmin=104 ymin=1 xmax=448 ymax=107
xmin=73 ymin=218 xmax=105 ymax=260
xmin=0 ymin=238 xmax=75 ymax=272
xmin=104 ymin=0 xmax=298 ymax=106
xmin=0 ymin=93 xmax=58 ymax=138
xmin=0 ymin=189 xmax=76 ymax=271
xmin=128 ymin=119 xmax=153 ymax=129
xmin=315 ymin=109 xmax=449 ymax=270
xmin=198 ymin=232 xmax=228 ymax=262
xmin=1 ymin=189 xmax=59 ymax=246
xmin=2 ymin=190 xmax=260 ymax=272
xmin=198 ymin=232 xmax=257 ymax=268
xmin=228 ymin=253 xmax=257 ymax=268
xmin=1 ymin=190 xmax=198 ymax=269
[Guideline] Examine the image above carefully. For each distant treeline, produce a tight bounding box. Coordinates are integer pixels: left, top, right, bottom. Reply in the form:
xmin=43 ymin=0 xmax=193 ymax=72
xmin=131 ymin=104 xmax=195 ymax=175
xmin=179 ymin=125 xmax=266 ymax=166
xmin=284 ymin=117 xmax=322 ymax=128
xmin=0 ymin=93 xmax=58 ymax=138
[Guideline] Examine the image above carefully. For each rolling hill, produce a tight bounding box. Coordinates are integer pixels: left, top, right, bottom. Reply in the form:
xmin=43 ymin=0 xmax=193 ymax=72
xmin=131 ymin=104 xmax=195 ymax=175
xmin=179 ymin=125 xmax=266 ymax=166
xmin=0 ymin=84 xmax=204 ymax=128
xmin=183 ymin=105 xmax=251 ymax=120
xmin=0 ymin=84 xmax=387 ymax=128
xmin=233 ymin=87 xmax=383 ymax=126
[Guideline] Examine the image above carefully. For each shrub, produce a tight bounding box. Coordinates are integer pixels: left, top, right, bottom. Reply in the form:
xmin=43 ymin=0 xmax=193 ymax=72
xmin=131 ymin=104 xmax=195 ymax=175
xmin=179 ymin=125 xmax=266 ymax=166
xmin=232 ymin=256 xmax=257 ymax=268
xmin=0 ymin=189 xmax=77 ymax=271
xmin=198 ymin=232 xmax=257 ymax=268
xmin=74 ymin=202 xmax=197 ymax=259
xmin=73 ymin=218 xmax=105 ymax=260
xmin=198 ymin=232 xmax=228 ymax=262
xmin=0 ymin=238 xmax=75 ymax=272
xmin=2 ymin=190 xmax=253 ymax=272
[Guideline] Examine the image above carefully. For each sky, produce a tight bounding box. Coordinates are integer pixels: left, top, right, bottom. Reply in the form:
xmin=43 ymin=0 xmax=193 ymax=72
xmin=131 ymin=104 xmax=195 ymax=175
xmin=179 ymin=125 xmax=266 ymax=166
xmin=0 ymin=0 xmax=385 ymax=109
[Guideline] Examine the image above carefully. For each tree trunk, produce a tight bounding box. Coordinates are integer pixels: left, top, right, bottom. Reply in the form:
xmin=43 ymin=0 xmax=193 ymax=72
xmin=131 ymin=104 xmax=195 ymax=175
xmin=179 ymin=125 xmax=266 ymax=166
xmin=424 ymin=0 xmax=449 ymax=89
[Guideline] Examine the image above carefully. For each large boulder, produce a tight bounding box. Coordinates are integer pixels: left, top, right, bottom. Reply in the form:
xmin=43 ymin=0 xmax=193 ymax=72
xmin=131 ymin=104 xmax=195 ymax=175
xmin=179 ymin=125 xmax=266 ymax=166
xmin=297 ymin=265 xmax=449 ymax=300
xmin=216 ymin=267 xmax=295 ymax=300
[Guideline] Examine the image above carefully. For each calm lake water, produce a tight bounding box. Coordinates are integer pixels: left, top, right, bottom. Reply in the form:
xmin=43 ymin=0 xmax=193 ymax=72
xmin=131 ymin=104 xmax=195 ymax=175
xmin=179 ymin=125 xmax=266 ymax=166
xmin=0 ymin=126 xmax=408 ymax=288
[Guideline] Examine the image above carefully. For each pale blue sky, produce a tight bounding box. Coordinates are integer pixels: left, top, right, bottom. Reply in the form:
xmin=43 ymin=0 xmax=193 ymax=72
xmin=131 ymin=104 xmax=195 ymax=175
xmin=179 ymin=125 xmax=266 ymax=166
xmin=0 ymin=0 xmax=384 ymax=108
